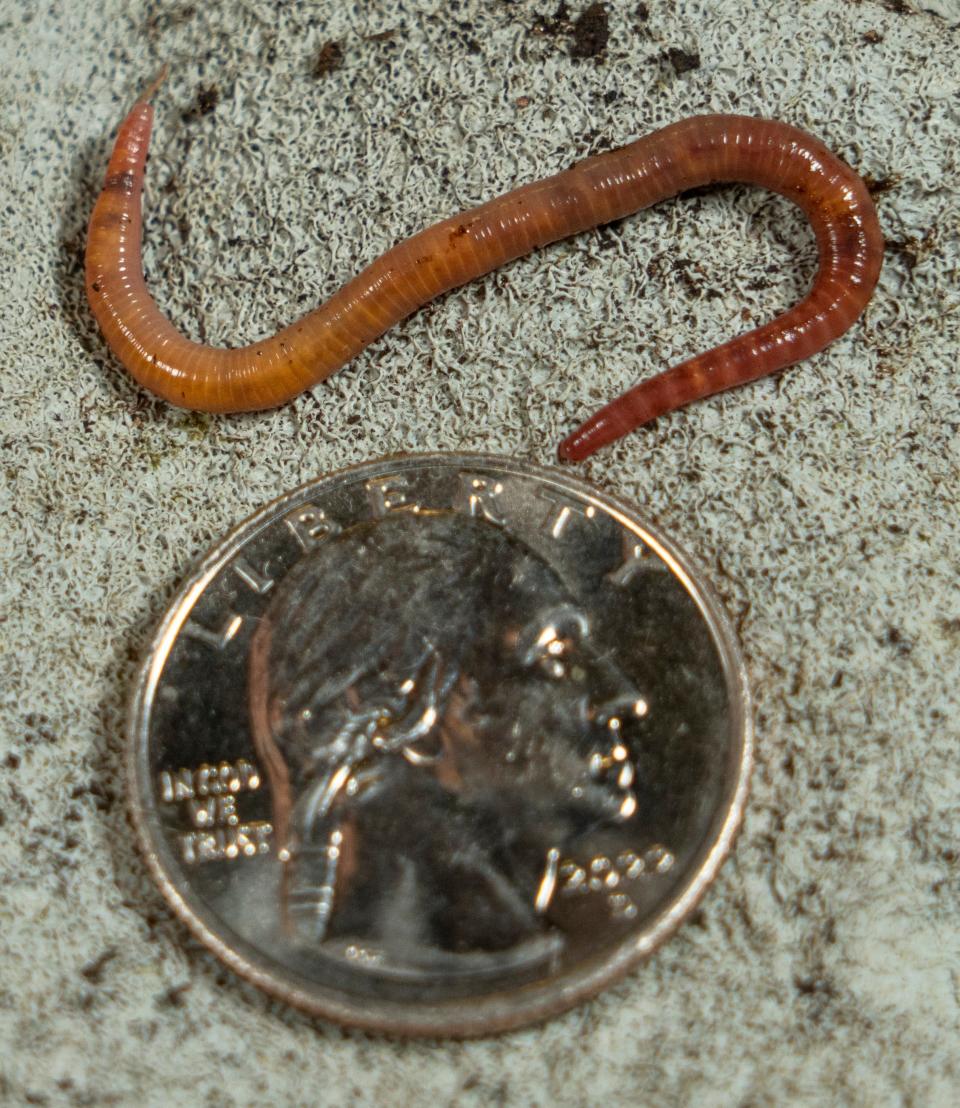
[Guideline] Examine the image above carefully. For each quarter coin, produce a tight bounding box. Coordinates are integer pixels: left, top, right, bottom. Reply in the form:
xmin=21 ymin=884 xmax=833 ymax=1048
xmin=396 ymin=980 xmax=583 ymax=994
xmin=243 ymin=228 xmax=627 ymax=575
xmin=128 ymin=453 xmax=751 ymax=1036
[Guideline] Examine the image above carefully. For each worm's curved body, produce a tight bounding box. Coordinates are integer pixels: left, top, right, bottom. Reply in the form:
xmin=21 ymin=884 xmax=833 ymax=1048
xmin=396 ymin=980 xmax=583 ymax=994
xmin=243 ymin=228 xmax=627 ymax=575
xmin=86 ymin=88 xmax=882 ymax=460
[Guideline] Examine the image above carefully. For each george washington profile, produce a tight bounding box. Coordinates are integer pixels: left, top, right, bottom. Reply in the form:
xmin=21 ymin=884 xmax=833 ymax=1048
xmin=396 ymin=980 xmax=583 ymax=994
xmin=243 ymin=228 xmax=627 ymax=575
xmin=249 ymin=509 xmax=648 ymax=976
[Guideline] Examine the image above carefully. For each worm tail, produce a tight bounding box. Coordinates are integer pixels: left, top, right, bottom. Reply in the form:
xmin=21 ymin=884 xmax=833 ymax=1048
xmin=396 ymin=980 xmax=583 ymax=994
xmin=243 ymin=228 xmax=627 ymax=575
xmin=557 ymin=118 xmax=882 ymax=460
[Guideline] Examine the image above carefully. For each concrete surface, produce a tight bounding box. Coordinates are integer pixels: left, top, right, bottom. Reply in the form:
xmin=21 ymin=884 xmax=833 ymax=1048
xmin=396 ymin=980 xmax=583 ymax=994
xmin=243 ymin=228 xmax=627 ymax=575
xmin=1 ymin=0 xmax=958 ymax=1104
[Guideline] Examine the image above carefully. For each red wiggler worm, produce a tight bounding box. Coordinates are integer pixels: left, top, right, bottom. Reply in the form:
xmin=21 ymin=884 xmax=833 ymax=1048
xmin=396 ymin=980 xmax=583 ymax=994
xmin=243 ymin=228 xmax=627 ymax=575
xmin=85 ymin=74 xmax=882 ymax=460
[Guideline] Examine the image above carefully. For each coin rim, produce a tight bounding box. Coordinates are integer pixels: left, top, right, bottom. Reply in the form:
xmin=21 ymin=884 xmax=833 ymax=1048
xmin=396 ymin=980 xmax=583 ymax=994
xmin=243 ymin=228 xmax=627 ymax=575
xmin=127 ymin=452 xmax=752 ymax=1038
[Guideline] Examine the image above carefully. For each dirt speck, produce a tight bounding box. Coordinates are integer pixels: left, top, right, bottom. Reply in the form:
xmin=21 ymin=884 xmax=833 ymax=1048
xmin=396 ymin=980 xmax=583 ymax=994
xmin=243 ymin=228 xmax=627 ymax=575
xmin=194 ymin=87 xmax=217 ymax=115
xmin=862 ymin=29 xmax=884 ymax=44
xmin=863 ymin=172 xmax=898 ymax=195
xmin=882 ymin=625 xmax=912 ymax=656
xmin=81 ymin=948 xmax=118 ymax=984
xmin=666 ymin=48 xmax=700 ymax=74
xmin=23 ymin=713 xmax=56 ymax=746
xmin=532 ymin=2 xmax=571 ymax=36
xmin=314 ymin=40 xmax=344 ymax=78
xmin=571 ymin=3 xmax=610 ymax=59
xmin=181 ymin=85 xmax=218 ymax=123
xmin=145 ymin=3 xmax=196 ymax=35
xmin=886 ymin=236 xmax=927 ymax=272
xmin=158 ymin=982 xmax=191 ymax=1008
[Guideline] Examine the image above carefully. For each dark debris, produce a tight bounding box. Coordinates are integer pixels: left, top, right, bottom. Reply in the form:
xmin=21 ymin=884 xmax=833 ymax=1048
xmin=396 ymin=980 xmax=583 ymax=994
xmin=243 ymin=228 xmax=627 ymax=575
xmin=571 ymin=3 xmax=610 ymax=59
xmin=531 ymin=2 xmax=610 ymax=61
xmin=314 ymin=40 xmax=344 ymax=78
xmin=532 ymin=2 xmax=571 ymax=37
xmin=666 ymin=48 xmax=701 ymax=74
xmin=863 ymin=173 xmax=899 ymax=195
xmin=181 ymin=85 xmax=219 ymax=123
xmin=80 ymin=948 xmax=118 ymax=984
xmin=158 ymin=982 xmax=192 ymax=1008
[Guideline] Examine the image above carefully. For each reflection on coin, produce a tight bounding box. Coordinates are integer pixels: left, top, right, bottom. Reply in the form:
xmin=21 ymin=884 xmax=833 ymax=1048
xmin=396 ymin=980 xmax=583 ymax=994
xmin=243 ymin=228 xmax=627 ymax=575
xmin=128 ymin=454 xmax=751 ymax=1036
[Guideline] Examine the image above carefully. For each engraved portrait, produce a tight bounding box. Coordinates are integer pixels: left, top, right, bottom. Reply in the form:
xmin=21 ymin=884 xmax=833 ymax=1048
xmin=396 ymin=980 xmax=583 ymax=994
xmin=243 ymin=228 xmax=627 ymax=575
xmin=249 ymin=509 xmax=649 ymax=973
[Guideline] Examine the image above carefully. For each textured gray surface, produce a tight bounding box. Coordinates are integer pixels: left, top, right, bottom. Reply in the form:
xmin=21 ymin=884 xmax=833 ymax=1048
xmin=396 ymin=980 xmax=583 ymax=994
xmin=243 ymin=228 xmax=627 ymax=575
xmin=1 ymin=0 xmax=958 ymax=1104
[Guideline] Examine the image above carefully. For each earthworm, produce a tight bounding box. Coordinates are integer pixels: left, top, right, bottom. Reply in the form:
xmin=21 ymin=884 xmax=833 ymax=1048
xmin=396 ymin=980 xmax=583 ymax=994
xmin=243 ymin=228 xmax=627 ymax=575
xmin=86 ymin=74 xmax=882 ymax=460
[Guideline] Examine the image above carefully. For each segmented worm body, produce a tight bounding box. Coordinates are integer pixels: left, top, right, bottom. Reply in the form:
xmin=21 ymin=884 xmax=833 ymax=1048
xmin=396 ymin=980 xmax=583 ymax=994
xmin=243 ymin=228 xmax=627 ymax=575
xmin=86 ymin=82 xmax=882 ymax=460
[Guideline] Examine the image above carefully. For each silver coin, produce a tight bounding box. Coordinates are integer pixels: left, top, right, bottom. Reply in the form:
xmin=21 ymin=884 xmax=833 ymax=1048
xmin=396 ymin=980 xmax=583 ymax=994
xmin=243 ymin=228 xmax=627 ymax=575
xmin=128 ymin=453 xmax=751 ymax=1036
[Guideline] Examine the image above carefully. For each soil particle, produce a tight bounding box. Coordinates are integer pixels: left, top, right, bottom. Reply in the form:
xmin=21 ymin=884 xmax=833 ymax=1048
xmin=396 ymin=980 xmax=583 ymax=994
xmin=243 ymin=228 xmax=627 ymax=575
xmin=863 ymin=173 xmax=898 ymax=195
xmin=571 ymin=3 xmax=610 ymax=59
xmin=666 ymin=48 xmax=700 ymax=74
xmin=314 ymin=40 xmax=344 ymax=78
xmin=181 ymin=85 xmax=218 ymax=123
xmin=80 ymin=948 xmax=118 ymax=984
